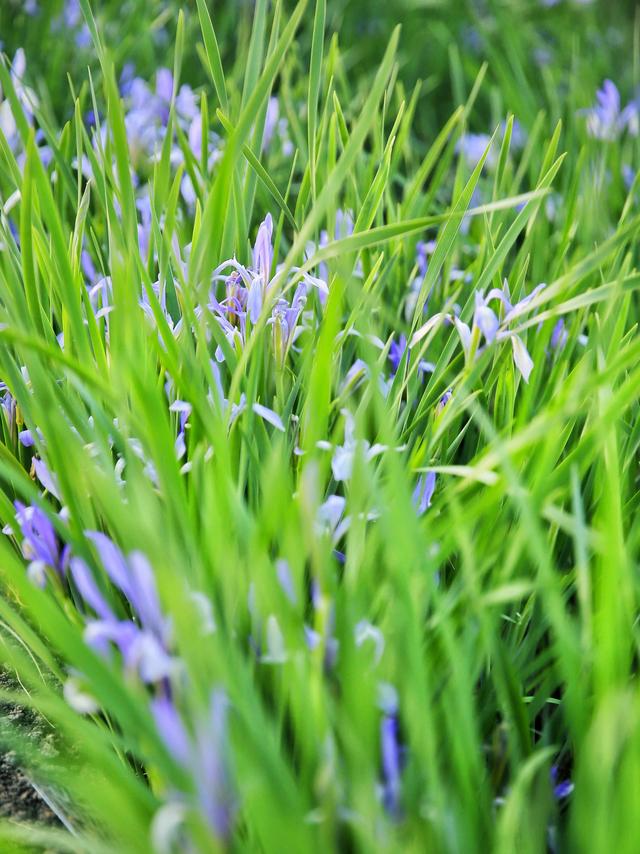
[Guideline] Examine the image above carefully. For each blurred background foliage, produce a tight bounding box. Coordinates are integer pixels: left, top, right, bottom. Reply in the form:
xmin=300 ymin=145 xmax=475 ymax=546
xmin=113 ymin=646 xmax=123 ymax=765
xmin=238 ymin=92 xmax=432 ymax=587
xmin=1 ymin=0 xmax=637 ymax=135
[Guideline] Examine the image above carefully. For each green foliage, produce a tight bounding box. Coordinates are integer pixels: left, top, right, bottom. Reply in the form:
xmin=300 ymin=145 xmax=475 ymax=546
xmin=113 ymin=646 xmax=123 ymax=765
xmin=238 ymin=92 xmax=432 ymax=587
xmin=0 ymin=0 xmax=637 ymax=851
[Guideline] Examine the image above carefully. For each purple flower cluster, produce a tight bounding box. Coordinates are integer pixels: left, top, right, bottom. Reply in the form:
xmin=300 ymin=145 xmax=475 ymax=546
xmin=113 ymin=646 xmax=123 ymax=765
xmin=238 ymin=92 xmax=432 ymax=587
xmin=209 ymin=214 xmax=328 ymax=366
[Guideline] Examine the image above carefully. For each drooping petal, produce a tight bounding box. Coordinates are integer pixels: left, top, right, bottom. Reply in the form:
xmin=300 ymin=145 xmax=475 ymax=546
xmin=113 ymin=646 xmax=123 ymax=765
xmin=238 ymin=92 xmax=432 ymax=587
xmin=474 ymin=304 xmax=499 ymax=343
xmin=252 ymin=403 xmax=285 ymax=432
xmin=33 ymin=458 xmax=61 ymax=501
xmin=511 ymin=334 xmax=534 ymax=382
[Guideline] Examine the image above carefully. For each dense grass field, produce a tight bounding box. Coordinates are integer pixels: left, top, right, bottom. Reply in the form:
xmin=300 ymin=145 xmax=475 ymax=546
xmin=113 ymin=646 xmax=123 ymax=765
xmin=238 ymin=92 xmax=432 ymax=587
xmin=0 ymin=0 xmax=638 ymax=850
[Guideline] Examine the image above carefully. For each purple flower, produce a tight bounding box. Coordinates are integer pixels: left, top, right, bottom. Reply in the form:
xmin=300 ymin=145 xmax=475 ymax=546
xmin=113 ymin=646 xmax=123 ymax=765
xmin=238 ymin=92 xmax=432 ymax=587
xmin=70 ymin=536 xmax=174 ymax=684
xmin=1 ymin=389 xmax=16 ymax=435
xmin=324 ymin=410 xmax=390 ymax=483
xmin=252 ymin=214 xmax=274 ymax=291
xmin=378 ymin=685 xmax=403 ymax=817
xmin=275 ymin=559 xmax=297 ymax=605
xmin=622 ymin=164 xmax=636 ymax=191
xmin=169 ymin=400 xmax=191 ymax=462
xmin=33 ymin=458 xmax=61 ymax=500
xmin=455 ymin=133 xmax=497 ymax=169
xmin=389 ymin=335 xmax=407 ymax=374
xmin=550 ymin=318 xmax=568 ymax=351
xmin=474 ymin=292 xmax=500 ymax=343
xmin=150 ymin=695 xmax=191 ymax=766
xmin=438 ymin=389 xmax=453 ymax=412
xmin=53 ymin=1 xmax=91 ymax=48
xmin=10 ymin=501 xmax=69 ymax=584
xmin=152 ymin=690 xmax=235 ymax=838
xmin=583 ymin=80 xmax=639 ymax=141
xmin=412 ymin=472 xmax=436 ymax=515
xmin=551 ymin=765 xmax=574 ymax=800
xmin=210 ymin=214 xmax=326 ymax=366
xmin=252 ymin=402 xmax=285 ymax=432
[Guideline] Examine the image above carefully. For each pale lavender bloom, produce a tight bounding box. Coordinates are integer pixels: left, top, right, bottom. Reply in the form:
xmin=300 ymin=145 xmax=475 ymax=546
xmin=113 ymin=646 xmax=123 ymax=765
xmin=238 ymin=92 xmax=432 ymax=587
xmin=150 ymin=695 xmax=191 ymax=766
xmin=416 ymin=241 xmax=430 ymax=277
xmin=175 ymin=85 xmax=199 ymax=122
xmin=378 ymin=686 xmax=402 ymax=817
xmin=210 ymin=215 xmax=326 ymax=363
xmin=19 ymin=426 xmax=44 ymax=447
xmin=510 ymin=335 xmax=534 ymax=383
xmin=156 ymin=68 xmax=174 ymax=108
xmin=505 ymin=118 xmax=526 ymax=151
xmin=275 ymin=559 xmax=297 ymax=605
xmin=583 ymin=80 xmax=639 ymax=140
xmin=328 ymin=410 xmax=389 ymax=482
xmin=262 ymin=97 xmax=280 ymax=152
xmin=306 ymin=209 xmax=357 ymax=301
xmin=11 ymin=501 xmax=69 ymax=583
xmin=455 ymin=133 xmax=497 ymax=169
xmin=33 ymin=458 xmax=61 ymax=500
xmin=388 ymin=336 xmax=407 ymax=374
xmin=261 ymin=97 xmax=293 ymax=155
xmin=54 ymin=0 xmax=91 ymax=48
xmin=152 ymin=690 xmax=235 ymax=838
xmin=622 ymin=164 xmax=636 ymax=191
xmin=412 ymin=472 xmax=436 ymax=515
xmin=81 ymin=249 xmax=98 ymax=284
xmin=340 ymin=358 xmax=369 ymax=396
xmin=473 ymin=292 xmax=500 ymax=344
xmin=70 ymin=535 xmax=175 ymax=684
xmin=0 ymin=388 xmax=16 ymax=435
xmin=169 ymin=400 xmax=191 ymax=461
xmin=137 ymin=195 xmax=153 ymax=260
xmin=253 ymin=213 xmax=274 ymax=289
xmin=550 ymin=318 xmax=568 ymax=351
xmin=474 ymin=281 xmax=545 ymax=382
xmin=315 ymin=495 xmax=349 ymax=543
xmin=85 ymin=533 xmax=169 ymax=642
xmin=304 ymin=622 xmax=339 ymax=668
xmin=0 ymin=49 xmax=41 ymax=156
xmin=252 ymin=402 xmax=285 ymax=432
